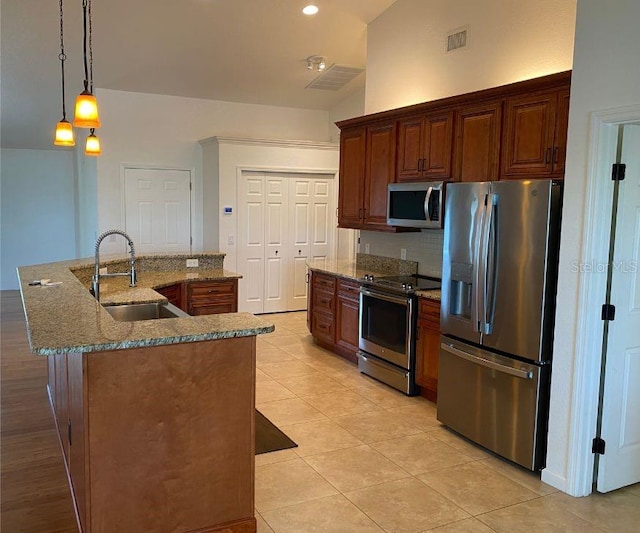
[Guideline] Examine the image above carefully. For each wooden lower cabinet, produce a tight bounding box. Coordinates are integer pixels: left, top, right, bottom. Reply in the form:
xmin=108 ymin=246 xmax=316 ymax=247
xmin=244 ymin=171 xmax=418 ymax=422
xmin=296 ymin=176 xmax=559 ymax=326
xmin=415 ymin=297 xmax=441 ymax=402
xmin=47 ymin=337 xmax=257 ymax=533
xmin=187 ymin=279 xmax=238 ymax=315
xmin=308 ymin=270 xmax=359 ymax=363
xmin=155 ymin=283 xmax=184 ymax=310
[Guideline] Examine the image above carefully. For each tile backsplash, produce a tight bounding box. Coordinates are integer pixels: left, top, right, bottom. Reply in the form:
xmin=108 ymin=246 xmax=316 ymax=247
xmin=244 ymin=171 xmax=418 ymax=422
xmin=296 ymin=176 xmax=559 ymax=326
xmin=359 ymin=230 xmax=444 ymax=278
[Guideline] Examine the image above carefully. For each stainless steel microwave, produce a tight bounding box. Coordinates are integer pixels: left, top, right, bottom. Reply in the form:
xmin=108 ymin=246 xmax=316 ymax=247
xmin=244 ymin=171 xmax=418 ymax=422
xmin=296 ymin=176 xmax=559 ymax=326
xmin=387 ymin=181 xmax=444 ymax=229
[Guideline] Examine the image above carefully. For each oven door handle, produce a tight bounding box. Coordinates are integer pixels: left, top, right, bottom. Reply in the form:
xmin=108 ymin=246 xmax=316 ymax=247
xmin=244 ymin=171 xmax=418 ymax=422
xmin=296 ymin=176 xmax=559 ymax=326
xmin=359 ymin=287 xmax=409 ymax=306
xmin=440 ymin=343 xmax=533 ymax=380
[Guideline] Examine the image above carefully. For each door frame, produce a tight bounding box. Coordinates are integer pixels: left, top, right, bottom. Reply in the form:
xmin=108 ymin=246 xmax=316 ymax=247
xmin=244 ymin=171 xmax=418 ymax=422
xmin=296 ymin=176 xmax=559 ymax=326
xmin=553 ymin=104 xmax=640 ymax=496
xmin=119 ymin=163 xmax=195 ymax=253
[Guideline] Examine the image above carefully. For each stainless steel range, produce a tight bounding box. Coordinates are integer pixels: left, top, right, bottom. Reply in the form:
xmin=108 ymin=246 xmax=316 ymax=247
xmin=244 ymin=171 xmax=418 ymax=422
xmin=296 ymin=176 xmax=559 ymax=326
xmin=358 ymin=274 xmax=440 ymax=395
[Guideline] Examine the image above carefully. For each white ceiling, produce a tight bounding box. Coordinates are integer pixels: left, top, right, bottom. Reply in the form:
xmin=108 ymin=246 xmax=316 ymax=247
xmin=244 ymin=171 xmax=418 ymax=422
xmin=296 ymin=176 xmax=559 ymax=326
xmin=1 ymin=0 xmax=398 ymax=150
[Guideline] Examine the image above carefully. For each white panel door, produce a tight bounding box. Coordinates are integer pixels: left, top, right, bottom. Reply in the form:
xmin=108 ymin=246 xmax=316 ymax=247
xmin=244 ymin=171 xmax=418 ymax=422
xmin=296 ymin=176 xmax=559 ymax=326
xmin=598 ymin=124 xmax=640 ymax=492
xmin=124 ymin=168 xmax=191 ymax=253
xmin=287 ymin=176 xmax=334 ymax=310
xmin=264 ymin=176 xmax=289 ymax=313
xmin=238 ymin=173 xmax=266 ymax=314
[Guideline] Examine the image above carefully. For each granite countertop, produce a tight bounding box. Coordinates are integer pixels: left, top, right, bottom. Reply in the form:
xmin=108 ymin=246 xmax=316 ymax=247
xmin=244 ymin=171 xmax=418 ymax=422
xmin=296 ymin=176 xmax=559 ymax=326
xmin=307 ymin=255 xmax=442 ymax=302
xmin=18 ymin=254 xmax=274 ymax=356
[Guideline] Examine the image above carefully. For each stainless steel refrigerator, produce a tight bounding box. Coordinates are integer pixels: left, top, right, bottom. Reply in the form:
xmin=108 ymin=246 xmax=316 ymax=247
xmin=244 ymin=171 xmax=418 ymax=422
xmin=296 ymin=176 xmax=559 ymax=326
xmin=438 ymin=179 xmax=563 ymax=471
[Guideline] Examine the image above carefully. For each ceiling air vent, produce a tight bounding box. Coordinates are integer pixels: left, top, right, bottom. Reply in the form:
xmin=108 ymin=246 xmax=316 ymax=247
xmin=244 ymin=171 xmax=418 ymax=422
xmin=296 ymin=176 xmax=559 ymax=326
xmin=306 ymin=65 xmax=365 ymax=91
xmin=446 ymin=27 xmax=469 ymax=53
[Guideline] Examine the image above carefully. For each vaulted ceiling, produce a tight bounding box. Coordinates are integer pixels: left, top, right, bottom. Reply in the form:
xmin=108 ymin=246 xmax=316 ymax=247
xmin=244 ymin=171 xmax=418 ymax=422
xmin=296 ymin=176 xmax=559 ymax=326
xmin=1 ymin=0 xmax=397 ymax=150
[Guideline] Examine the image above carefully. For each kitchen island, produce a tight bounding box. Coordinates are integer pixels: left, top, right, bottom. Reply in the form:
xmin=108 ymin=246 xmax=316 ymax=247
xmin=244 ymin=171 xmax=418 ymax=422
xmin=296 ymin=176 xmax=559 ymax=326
xmin=18 ymin=254 xmax=274 ymax=533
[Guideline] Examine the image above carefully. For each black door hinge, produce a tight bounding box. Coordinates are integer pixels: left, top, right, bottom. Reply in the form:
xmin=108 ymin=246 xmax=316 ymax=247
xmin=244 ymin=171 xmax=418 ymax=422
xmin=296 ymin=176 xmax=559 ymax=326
xmin=612 ymin=163 xmax=626 ymax=181
xmin=592 ymin=437 xmax=606 ymax=455
xmin=601 ymin=303 xmax=616 ymax=321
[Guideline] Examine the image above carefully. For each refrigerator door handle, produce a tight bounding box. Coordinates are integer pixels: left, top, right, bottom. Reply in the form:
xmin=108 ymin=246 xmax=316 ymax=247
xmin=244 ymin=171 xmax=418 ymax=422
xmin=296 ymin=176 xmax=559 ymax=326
xmin=474 ymin=194 xmax=488 ymax=333
xmin=441 ymin=343 xmax=533 ymax=380
xmin=483 ymin=194 xmax=498 ymax=334
xmin=424 ymin=186 xmax=434 ymax=222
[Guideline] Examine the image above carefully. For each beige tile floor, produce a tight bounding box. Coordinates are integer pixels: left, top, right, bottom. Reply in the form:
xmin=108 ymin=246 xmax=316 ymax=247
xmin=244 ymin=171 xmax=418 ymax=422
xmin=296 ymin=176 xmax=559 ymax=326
xmin=254 ymin=312 xmax=640 ymax=533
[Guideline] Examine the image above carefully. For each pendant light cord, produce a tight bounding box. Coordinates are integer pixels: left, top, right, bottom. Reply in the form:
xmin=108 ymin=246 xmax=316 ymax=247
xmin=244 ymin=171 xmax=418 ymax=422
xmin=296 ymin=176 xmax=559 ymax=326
xmin=58 ymin=0 xmax=67 ymax=119
xmin=81 ymin=0 xmax=89 ymax=92
xmin=88 ymin=0 xmax=94 ymax=92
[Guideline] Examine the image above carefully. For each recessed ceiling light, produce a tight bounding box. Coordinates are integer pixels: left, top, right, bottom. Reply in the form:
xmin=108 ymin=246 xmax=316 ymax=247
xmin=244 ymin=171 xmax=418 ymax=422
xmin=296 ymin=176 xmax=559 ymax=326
xmin=302 ymin=5 xmax=319 ymax=16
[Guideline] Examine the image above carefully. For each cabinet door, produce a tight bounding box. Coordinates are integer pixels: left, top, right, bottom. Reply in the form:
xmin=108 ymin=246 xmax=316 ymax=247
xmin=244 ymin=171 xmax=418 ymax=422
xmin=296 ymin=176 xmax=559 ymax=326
xmin=552 ymin=88 xmax=570 ymax=176
xmin=156 ymin=283 xmax=183 ymax=311
xmin=501 ymin=91 xmax=557 ymax=178
xmin=363 ymin=122 xmax=397 ymax=229
xmin=338 ymin=127 xmax=366 ymax=228
xmin=396 ymin=117 xmax=423 ymax=181
xmin=422 ymin=112 xmax=454 ymax=180
xmin=335 ymin=279 xmax=360 ymax=356
xmin=415 ymin=298 xmax=441 ymax=402
xmin=306 ymin=271 xmax=313 ymax=333
xmin=54 ymin=353 xmax=69 ymax=461
xmin=453 ymin=101 xmax=502 ymax=182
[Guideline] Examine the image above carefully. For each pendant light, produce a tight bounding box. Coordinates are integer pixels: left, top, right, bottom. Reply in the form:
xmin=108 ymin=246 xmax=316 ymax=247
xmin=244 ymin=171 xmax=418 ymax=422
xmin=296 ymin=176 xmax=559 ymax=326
xmin=54 ymin=0 xmax=74 ymax=146
xmin=74 ymin=0 xmax=100 ymax=128
xmin=85 ymin=128 xmax=101 ymax=156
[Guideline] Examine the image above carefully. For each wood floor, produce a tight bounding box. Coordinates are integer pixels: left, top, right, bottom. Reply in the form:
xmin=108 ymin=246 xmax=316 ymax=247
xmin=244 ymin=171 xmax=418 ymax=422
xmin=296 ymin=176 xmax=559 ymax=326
xmin=1 ymin=291 xmax=77 ymax=532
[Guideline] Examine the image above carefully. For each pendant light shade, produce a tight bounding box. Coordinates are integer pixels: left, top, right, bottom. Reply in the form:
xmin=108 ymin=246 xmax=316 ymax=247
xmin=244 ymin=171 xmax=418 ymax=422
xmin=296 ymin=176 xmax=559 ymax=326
xmin=54 ymin=119 xmax=75 ymax=146
xmin=74 ymin=89 xmax=101 ymax=128
xmin=85 ymin=128 xmax=101 ymax=156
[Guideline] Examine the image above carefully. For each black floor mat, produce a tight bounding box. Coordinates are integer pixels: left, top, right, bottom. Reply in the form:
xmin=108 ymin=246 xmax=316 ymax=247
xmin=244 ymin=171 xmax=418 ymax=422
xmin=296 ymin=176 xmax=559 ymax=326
xmin=255 ymin=410 xmax=298 ymax=455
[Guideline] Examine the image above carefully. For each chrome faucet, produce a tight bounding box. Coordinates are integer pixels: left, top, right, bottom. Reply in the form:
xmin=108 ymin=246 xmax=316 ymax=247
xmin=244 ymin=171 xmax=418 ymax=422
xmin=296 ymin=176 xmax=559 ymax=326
xmin=91 ymin=229 xmax=137 ymax=301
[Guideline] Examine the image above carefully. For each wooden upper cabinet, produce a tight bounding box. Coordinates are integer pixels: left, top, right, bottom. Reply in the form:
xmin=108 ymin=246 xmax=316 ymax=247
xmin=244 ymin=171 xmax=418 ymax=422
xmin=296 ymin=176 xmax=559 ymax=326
xmin=364 ymin=122 xmax=397 ymax=228
xmin=553 ymin=88 xmax=570 ymax=176
xmin=338 ymin=127 xmax=366 ymax=228
xmin=338 ymin=122 xmax=397 ymax=230
xmin=453 ymin=101 xmax=502 ymax=183
xmin=500 ymin=87 xmax=569 ymax=179
xmin=397 ymin=112 xmax=453 ymax=182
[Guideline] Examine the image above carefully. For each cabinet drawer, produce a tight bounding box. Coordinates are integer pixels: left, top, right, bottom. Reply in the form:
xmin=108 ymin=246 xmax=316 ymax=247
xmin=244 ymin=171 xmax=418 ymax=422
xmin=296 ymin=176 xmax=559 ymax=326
xmin=419 ymin=297 xmax=441 ymax=324
xmin=337 ymin=278 xmax=359 ymax=301
xmin=189 ymin=301 xmax=236 ymax=315
xmin=313 ymin=288 xmax=335 ymax=313
xmin=312 ymin=312 xmax=335 ymax=344
xmin=188 ymin=280 xmax=237 ymax=300
xmin=312 ymin=272 xmax=336 ymax=292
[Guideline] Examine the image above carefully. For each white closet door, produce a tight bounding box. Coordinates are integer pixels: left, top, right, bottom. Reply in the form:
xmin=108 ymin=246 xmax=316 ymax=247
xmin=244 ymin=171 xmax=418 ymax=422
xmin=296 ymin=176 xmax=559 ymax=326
xmin=124 ymin=168 xmax=191 ymax=254
xmin=237 ymin=171 xmax=335 ymax=314
xmin=597 ymin=124 xmax=640 ymax=492
xmin=263 ymin=175 xmax=289 ymax=313
xmin=287 ymin=177 xmax=334 ymax=310
xmin=237 ymin=173 xmax=266 ymax=314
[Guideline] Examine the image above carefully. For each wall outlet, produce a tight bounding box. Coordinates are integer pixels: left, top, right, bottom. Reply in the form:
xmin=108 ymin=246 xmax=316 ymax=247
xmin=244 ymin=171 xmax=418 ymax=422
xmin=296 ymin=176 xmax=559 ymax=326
xmin=228 ymin=235 xmax=235 ymax=245
xmin=401 ymin=248 xmax=407 ymax=260
xmin=365 ymin=243 xmax=370 ymax=254
xmin=186 ymin=259 xmax=199 ymax=268
xmin=99 ymin=267 xmax=108 ymax=275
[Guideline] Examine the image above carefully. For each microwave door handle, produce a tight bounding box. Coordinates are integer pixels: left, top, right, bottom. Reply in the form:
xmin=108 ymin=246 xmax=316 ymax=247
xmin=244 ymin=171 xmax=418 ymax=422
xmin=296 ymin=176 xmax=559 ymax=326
xmin=424 ymin=186 xmax=433 ymax=222
xmin=484 ymin=194 xmax=498 ymax=334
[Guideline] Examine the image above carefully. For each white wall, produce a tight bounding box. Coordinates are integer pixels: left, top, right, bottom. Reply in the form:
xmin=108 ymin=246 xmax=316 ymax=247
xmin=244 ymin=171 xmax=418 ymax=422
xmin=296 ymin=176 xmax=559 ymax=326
xmin=543 ymin=0 xmax=640 ymax=495
xmin=366 ymin=0 xmax=576 ymax=114
xmin=1 ymin=149 xmax=77 ymax=289
xmin=328 ymin=87 xmax=366 ymax=143
xmin=94 ymin=89 xmax=332 ymax=255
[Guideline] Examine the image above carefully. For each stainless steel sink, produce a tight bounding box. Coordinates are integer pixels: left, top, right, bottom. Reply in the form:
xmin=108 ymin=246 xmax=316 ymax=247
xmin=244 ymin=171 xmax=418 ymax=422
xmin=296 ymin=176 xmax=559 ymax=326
xmin=103 ymin=302 xmax=189 ymax=322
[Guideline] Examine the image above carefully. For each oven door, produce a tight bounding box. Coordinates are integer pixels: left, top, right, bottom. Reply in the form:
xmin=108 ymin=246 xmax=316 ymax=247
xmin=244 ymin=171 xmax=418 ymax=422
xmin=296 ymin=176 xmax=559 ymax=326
xmin=359 ymin=287 xmax=413 ymax=369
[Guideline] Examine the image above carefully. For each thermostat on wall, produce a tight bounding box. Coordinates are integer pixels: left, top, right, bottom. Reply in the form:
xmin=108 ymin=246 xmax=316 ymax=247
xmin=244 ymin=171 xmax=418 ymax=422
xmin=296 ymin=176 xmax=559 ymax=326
xmin=223 ymin=206 xmax=233 ymax=215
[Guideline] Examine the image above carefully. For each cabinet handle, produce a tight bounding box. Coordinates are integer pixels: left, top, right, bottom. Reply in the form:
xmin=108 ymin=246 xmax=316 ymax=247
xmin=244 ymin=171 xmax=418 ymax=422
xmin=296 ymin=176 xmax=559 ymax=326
xmin=553 ymin=146 xmax=559 ymax=164
xmin=418 ymin=158 xmax=423 ymax=172
xmin=544 ymin=147 xmax=551 ymax=164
